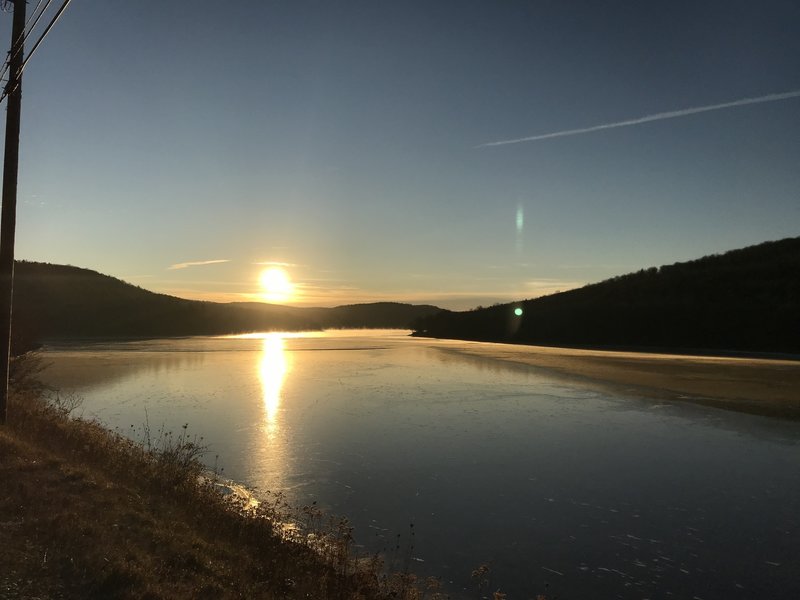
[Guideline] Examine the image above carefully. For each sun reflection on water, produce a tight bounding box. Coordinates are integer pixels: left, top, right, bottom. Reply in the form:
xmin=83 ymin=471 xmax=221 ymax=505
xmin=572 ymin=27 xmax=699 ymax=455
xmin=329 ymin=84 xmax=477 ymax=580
xmin=257 ymin=333 xmax=290 ymax=437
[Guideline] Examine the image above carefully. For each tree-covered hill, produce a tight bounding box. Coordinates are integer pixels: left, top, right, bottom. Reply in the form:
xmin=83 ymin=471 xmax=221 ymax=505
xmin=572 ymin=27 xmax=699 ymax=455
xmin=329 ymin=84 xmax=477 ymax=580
xmin=11 ymin=262 xmax=441 ymax=351
xmin=413 ymin=237 xmax=800 ymax=355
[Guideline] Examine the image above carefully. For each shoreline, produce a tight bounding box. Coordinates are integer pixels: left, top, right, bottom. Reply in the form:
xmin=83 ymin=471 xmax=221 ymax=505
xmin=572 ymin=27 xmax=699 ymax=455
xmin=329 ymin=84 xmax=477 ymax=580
xmin=421 ymin=337 xmax=800 ymax=419
xmin=0 ymin=382 xmax=400 ymax=599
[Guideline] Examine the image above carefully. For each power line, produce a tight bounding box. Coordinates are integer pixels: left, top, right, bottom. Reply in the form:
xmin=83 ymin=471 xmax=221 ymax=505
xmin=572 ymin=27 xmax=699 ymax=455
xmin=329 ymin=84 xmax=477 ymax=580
xmin=0 ymin=0 xmax=71 ymax=102
xmin=22 ymin=0 xmax=53 ymax=45
xmin=0 ymin=0 xmax=52 ymax=85
xmin=20 ymin=0 xmax=68 ymax=73
xmin=24 ymin=0 xmax=49 ymax=35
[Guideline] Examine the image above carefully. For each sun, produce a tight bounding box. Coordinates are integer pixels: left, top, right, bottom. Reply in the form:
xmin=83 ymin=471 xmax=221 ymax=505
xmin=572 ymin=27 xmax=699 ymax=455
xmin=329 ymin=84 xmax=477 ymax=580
xmin=259 ymin=267 xmax=294 ymax=303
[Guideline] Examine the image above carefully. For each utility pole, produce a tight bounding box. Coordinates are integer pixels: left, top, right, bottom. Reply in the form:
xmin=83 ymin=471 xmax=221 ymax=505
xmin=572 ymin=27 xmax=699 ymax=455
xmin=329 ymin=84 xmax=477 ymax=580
xmin=0 ymin=0 xmax=27 ymax=424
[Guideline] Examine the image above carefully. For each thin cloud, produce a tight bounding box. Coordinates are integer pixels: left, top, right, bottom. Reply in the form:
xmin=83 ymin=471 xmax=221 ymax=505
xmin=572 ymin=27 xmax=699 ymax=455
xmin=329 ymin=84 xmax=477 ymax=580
xmin=477 ymin=89 xmax=800 ymax=148
xmin=253 ymin=261 xmax=298 ymax=267
xmin=167 ymin=259 xmax=230 ymax=270
xmin=153 ymin=279 xmax=245 ymax=287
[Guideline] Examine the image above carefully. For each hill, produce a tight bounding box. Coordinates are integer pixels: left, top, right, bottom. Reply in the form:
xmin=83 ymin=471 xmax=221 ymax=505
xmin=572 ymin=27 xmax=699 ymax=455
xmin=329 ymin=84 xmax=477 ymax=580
xmin=10 ymin=262 xmax=442 ymax=351
xmin=413 ymin=237 xmax=800 ymax=355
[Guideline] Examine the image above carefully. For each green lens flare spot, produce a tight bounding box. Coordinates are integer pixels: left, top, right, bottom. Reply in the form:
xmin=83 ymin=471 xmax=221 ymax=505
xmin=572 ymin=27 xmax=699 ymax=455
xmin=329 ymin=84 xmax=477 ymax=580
xmin=514 ymin=307 xmax=523 ymax=316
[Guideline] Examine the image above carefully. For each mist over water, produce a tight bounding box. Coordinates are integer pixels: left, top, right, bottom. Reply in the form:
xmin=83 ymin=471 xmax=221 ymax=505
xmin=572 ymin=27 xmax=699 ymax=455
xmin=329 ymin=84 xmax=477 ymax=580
xmin=42 ymin=332 xmax=800 ymax=599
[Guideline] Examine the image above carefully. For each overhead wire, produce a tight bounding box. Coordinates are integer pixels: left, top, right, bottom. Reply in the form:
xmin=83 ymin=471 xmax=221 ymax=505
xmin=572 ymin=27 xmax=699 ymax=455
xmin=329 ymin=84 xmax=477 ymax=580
xmin=25 ymin=0 xmax=50 ymax=36
xmin=0 ymin=0 xmax=52 ymax=86
xmin=1 ymin=0 xmax=71 ymax=102
xmin=23 ymin=0 xmax=54 ymax=45
xmin=19 ymin=0 xmax=72 ymax=72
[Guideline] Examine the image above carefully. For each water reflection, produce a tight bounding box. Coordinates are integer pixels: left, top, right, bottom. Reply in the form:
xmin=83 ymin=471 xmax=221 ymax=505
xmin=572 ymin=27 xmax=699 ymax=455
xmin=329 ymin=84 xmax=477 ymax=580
xmin=41 ymin=350 xmax=207 ymax=392
xmin=258 ymin=333 xmax=290 ymax=437
xmin=38 ymin=334 xmax=800 ymax=600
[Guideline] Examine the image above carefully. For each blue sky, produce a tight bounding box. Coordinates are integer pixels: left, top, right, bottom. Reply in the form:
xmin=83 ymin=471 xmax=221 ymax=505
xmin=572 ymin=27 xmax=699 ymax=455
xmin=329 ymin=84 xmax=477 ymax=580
xmin=5 ymin=0 xmax=799 ymax=308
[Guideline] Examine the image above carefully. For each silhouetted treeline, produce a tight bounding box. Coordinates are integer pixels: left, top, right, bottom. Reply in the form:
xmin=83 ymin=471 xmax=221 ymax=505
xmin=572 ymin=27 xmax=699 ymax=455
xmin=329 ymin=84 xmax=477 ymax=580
xmin=11 ymin=262 xmax=442 ymax=353
xmin=413 ymin=237 xmax=800 ymax=355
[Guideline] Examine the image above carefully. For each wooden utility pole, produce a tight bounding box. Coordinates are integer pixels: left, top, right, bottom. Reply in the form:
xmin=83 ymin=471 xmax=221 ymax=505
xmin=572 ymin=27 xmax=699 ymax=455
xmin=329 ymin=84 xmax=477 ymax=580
xmin=0 ymin=0 xmax=27 ymax=424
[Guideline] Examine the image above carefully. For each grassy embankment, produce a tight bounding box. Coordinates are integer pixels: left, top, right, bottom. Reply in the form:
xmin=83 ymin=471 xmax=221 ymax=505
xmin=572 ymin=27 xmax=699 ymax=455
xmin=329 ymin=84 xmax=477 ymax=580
xmin=0 ymin=355 xmax=447 ymax=600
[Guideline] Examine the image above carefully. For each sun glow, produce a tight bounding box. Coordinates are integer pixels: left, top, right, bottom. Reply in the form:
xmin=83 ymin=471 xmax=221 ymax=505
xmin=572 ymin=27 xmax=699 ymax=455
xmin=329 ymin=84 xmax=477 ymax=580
xmin=259 ymin=267 xmax=294 ymax=303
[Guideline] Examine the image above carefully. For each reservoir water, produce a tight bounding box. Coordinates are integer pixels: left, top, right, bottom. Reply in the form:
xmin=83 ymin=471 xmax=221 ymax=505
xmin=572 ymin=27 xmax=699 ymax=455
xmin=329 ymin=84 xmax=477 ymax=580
xmin=40 ymin=331 xmax=800 ymax=599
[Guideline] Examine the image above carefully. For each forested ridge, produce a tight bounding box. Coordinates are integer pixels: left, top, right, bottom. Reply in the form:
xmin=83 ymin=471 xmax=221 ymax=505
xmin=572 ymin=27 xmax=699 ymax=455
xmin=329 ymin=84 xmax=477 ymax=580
xmin=11 ymin=262 xmax=441 ymax=351
xmin=413 ymin=237 xmax=800 ymax=355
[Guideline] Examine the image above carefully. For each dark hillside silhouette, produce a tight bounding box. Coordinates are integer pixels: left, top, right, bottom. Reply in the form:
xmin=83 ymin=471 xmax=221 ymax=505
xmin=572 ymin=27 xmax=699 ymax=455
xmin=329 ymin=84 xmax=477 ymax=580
xmin=231 ymin=301 xmax=443 ymax=330
xmin=11 ymin=262 xmax=442 ymax=351
xmin=413 ymin=237 xmax=800 ymax=355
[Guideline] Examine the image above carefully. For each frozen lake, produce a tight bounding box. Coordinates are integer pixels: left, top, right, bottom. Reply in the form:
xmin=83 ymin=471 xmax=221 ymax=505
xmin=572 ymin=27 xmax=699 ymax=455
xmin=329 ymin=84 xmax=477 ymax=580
xmin=41 ymin=331 xmax=800 ymax=599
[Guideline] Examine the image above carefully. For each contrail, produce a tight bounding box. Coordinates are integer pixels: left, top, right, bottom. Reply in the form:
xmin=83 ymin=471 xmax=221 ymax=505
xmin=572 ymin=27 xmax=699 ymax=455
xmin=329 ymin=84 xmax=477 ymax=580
xmin=477 ymin=89 xmax=800 ymax=148
xmin=168 ymin=259 xmax=229 ymax=270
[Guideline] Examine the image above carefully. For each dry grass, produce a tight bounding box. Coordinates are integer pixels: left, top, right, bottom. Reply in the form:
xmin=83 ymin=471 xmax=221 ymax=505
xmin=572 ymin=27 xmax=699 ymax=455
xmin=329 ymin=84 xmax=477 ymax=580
xmin=0 ymin=354 xmax=449 ymax=600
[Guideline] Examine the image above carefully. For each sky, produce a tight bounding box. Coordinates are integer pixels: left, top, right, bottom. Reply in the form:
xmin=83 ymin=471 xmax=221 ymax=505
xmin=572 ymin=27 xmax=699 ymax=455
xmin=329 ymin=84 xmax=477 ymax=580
xmin=3 ymin=0 xmax=799 ymax=309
